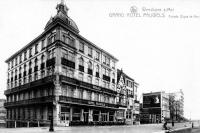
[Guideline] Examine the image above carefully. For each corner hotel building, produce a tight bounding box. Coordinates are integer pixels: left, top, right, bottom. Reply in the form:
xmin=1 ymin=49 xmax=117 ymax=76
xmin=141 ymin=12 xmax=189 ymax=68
xmin=4 ymin=1 xmax=127 ymax=127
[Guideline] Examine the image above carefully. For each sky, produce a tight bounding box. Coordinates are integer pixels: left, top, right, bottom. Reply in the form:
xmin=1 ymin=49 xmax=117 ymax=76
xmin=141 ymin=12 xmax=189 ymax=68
xmin=0 ymin=0 xmax=200 ymax=120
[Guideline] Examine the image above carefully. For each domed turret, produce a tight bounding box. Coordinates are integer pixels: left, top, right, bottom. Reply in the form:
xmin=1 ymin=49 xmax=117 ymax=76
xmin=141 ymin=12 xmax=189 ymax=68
xmin=45 ymin=0 xmax=79 ymax=33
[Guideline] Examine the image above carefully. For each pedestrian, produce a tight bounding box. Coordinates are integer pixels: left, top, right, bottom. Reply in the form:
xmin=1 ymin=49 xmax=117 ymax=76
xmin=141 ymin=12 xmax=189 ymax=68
xmin=163 ymin=121 xmax=168 ymax=130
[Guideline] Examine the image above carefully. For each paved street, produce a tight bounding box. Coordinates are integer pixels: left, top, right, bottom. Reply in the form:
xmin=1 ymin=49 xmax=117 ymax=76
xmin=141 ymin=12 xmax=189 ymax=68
xmin=0 ymin=122 xmax=195 ymax=133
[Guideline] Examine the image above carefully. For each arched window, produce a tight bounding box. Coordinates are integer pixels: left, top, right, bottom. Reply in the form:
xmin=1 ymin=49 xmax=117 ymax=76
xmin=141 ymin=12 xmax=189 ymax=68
xmin=88 ymin=61 xmax=92 ymax=69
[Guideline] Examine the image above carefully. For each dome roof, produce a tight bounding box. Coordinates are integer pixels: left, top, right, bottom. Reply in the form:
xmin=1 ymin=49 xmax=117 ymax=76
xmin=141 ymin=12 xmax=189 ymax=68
xmin=45 ymin=1 xmax=79 ymax=33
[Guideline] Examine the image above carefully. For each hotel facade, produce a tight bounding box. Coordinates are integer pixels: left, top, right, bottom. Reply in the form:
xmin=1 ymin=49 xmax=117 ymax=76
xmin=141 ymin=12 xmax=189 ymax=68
xmin=4 ymin=2 xmax=127 ymax=127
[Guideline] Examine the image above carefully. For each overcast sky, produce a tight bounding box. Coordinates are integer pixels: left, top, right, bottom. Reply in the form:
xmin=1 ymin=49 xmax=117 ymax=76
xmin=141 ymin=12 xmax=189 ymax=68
xmin=0 ymin=0 xmax=200 ymax=120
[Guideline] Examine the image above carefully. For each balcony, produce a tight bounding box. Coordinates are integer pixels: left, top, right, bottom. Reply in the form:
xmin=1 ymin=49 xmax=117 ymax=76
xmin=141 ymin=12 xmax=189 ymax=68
xmin=79 ymin=65 xmax=84 ymax=72
xmin=4 ymin=75 xmax=55 ymax=95
xmin=4 ymin=96 xmax=55 ymax=107
xmin=103 ymin=75 xmax=110 ymax=82
xmin=116 ymin=102 xmax=127 ymax=108
xmin=59 ymin=75 xmax=116 ymax=94
xmin=46 ymin=58 xmax=55 ymax=67
xmin=61 ymin=57 xmax=75 ymax=69
xmin=59 ymin=96 xmax=117 ymax=108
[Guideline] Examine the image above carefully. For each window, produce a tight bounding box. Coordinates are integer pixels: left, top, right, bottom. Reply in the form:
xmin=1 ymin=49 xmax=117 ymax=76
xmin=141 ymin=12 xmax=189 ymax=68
xmin=29 ymin=47 xmax=32 ymax=57
xmin=112 ymin=60 xmax=115 ymax=69
xmin=77 ymin=89 xmax=83 ymax=99
xmin=78 ymin=73 xmax=83 ymax=81
xmin=88 ymin=61 xmax=92 ymax=69
xmin=88 ymin=61 xmax=93 ymax=75
xmin=96 ymin=51 xmax=100 ymax=61
xmin=34 ymin=72 xmax=38 ymax=80
xmin=29 ymin=75 xmax=32 ymax=82
xmin=41 ymin=39 xmax=45 ymax=50
xmin=19 ymin=55 xmax=22 ymax=63
xmin=103 ymin=55 xmax=106 ymax=64
xmin=35 ymin=44 xmax=38 ymax=54
xmin=41 ymin=70 xmax=45 ymax=78
xmin=103 ymin=81 xmax=106 ymax=88
xmin=102 ymin=67 xmax=106 ymax=75
xmin=87 ymin=91 xmax=92 ymax=100
xmin=11 ymin=60 xmax=13 ymax=68
xmin=48 ymin=33 xmax=56 ymax=45
xmin=96 ymin=65 xmax=99 ymax=73
xmin=67 ymin=69 xmax=74 ymax=78
xmin=79 ymin=57 xmax=84 ymax=72
xmin=87 ymin=76 xmax=92 ymax=84
xmin=68 ymin=51 xmax=75 ymax=62
xmin=79 ymin=42 xmax=84 ymax=52
xmin=88 ymin=47 xmax=92 ymax=57
xmin=95 ymin=78 xmax=99 ymax=86
xmin=24 ymin=51 xmax=27 ymax=61
xmin=106 ymin=58 xmax=110 ymax=66
xmin=62 ymin=34 xmax=75 ymax=47
xmin=15 ymin=58 xmax=18 ymax=66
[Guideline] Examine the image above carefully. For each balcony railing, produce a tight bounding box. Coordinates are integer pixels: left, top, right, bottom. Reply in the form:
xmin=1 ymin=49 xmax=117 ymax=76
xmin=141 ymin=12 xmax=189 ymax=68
xmin=4 ymin=96 xmax=55 ymax=107
xmin=59 ymin=96 xmax=117 ymax=108
xmin=103 ymin=75 xmax=110 ymax=82
xmin=61 ymin=57 xmax=75 ymax=69
xmin=60 ymin=75 xmax=117 ymax=95
xmin=4 ymin=75 xmax=55 ymax=95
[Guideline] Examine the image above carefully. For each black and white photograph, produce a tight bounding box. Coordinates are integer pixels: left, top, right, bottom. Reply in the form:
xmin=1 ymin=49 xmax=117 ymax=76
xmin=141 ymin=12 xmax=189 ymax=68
xmin=0 ymin=0 xmax=200 ymax=132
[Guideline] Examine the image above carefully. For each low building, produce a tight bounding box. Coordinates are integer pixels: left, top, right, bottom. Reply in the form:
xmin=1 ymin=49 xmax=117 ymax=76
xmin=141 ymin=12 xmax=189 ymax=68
xmin=116 ymin=69 xmax=139 ymax=125
xmin=140 ymin=91 xmax=170 ymax=124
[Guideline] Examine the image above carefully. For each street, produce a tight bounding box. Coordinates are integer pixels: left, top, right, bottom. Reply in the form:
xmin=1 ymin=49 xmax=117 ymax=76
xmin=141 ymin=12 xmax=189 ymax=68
xmin=0 ymin=122 xmax=195 ymax=133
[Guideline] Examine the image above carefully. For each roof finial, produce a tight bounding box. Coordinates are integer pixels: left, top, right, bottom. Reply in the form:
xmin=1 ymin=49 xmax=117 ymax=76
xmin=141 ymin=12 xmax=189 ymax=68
xmin=61 ymin=0 xmax=64 ymax=4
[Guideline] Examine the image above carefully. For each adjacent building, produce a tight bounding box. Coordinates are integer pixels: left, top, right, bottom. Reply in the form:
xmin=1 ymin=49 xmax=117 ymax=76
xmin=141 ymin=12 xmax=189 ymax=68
xmin=140 ymin=91 xmax=170 ymax=124
xmin=0 ymin=99 xmax=6 ymax=127
xmin=116 ymin=69 xmax=139 ymax=125
xmin=168 ymin=89 xmax=184 ymax=122
xmin=4 ymin=1 xmax=122 ymax=127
